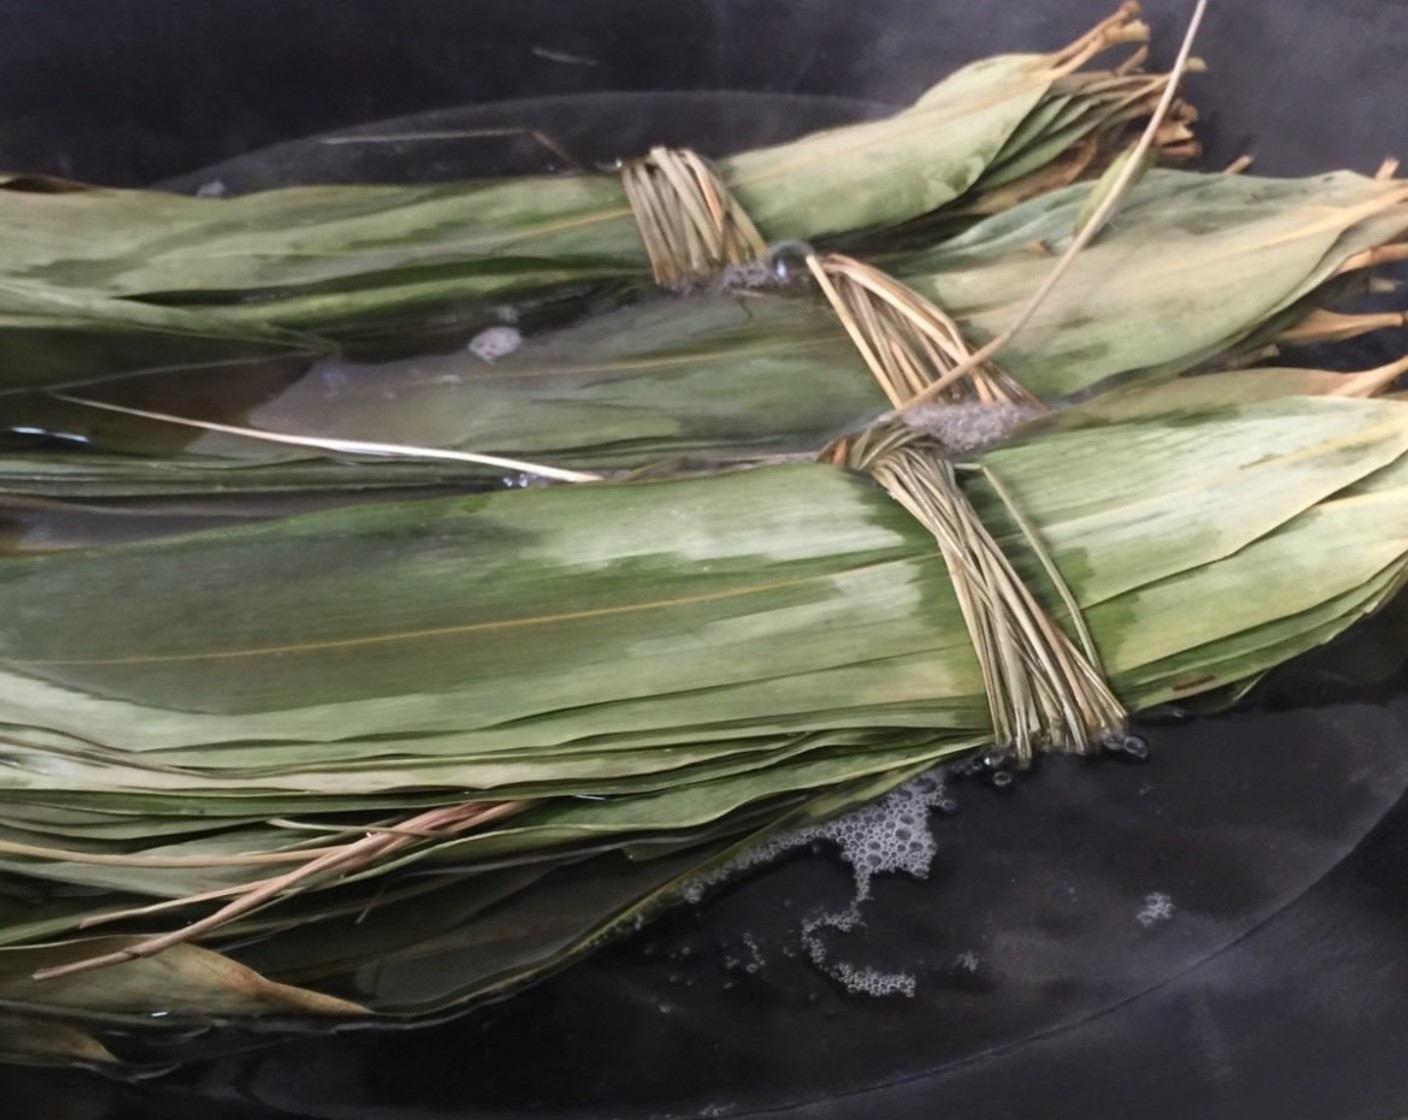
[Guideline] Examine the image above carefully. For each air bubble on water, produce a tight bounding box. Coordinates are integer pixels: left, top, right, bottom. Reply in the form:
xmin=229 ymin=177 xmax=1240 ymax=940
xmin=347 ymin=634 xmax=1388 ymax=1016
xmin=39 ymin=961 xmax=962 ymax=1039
xmin=764 ymin=239 xmax=817 ymax=283
xmin=982 ymin=745 xmax=1016 ymax=769
xmin=500 ymin=472 xmax=553 ymax=490
xmin=467 ymin=325 xmax=523 ymax=362
xmin=1103 ymin=731 xmax=1152 ymax=763
xmin=741 ymin=932 xmax=765 ymax=974
xmin=493 ymin=305 xmax=521 ymax=324
xmin=195 ymin=179 xmax=228 ymax=198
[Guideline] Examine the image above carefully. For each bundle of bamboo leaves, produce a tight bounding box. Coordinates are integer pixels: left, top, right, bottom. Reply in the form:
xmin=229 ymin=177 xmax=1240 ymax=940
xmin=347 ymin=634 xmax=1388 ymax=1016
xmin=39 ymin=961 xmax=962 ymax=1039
xmin=3 ymin=389 xmax=1408 ymax=1065
xmin=7 ymin=167 xmax=1406 ymax=496
xmin=0 ymin=3 xmax=1201 ymax=391
xmin=4 ymin=0 xmax=1408 ymax=1076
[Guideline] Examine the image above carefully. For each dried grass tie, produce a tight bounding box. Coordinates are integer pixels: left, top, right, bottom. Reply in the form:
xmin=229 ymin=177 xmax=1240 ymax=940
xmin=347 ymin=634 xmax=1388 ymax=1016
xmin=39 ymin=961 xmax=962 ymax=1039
xmin=621 ymin=147 xmax=768 ymax=287
xmin=832 ymin=424 xmax=1128 ymax=763
xmin=806 ymin=252 xmax=1043 ymax=409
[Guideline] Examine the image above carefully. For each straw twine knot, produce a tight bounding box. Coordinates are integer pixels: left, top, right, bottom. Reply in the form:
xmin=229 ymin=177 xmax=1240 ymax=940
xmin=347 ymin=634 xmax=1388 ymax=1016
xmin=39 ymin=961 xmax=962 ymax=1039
xmin=806 ymin=252 xmax=1042 ymax=410
xmin=830 ymin=424 xmax=1128 ymax=763
xmin=621 ymin=147 xmax=767 ymax=287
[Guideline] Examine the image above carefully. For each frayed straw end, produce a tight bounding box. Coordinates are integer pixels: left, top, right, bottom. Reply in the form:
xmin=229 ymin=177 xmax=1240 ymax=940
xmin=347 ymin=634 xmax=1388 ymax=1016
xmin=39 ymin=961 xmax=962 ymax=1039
xmin=1279 ymin=308 xmax=1408 ymax=346
xmin=1331 ymin=353 xmax=1408 ymax=398
xmin=1050 ymin=3 xmax=1151 ymax=76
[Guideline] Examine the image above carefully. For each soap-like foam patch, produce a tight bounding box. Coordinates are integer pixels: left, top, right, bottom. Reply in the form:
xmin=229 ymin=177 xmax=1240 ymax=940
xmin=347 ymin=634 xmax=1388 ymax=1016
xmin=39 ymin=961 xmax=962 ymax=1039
xmin=903 ymin=401 xmax=1043 ymax=453
xmin=1136 ymin=891 xmax=1175 ymax=927
xmin=683 ymin=768 xmax=952 ymax=997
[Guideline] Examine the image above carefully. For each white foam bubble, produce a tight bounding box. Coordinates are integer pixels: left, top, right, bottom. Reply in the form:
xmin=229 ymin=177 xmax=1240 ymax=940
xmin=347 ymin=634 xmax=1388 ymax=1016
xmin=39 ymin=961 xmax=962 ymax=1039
xmin=831 ymin=961 xmax=917 ymax=999
xmin=740 ymin=932 xmax=765 ymax=974
xmin=1136 ymin=891 xmax=1175 ymax=928
xmin=954 ymin=949 xmax=981 ymax=973
xmin=467 ymin=325 xmax=522 ymax=362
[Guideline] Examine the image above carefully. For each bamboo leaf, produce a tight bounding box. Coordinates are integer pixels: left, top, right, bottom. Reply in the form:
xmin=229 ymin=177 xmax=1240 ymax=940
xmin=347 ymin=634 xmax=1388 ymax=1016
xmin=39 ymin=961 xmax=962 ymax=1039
xmin=0 ymin=938 xmax=366 ymax=1016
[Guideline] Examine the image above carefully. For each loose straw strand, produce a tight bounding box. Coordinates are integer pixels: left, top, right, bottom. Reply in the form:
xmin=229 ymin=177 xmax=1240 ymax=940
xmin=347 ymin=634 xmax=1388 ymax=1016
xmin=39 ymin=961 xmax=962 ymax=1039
xmin=36 ymin=801 xmax=528 ymax=981
xmin=52 ymin=394 xmax=601 ymax=484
